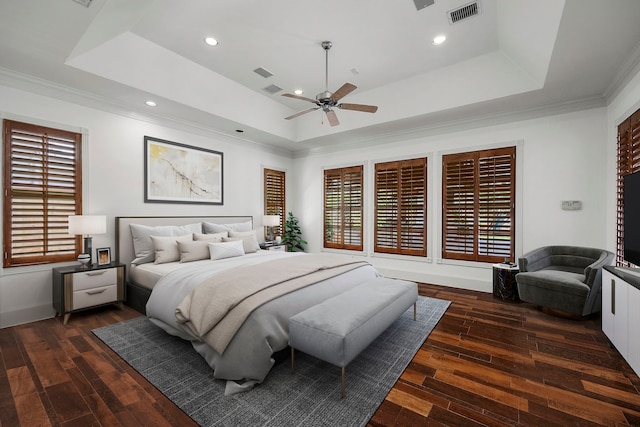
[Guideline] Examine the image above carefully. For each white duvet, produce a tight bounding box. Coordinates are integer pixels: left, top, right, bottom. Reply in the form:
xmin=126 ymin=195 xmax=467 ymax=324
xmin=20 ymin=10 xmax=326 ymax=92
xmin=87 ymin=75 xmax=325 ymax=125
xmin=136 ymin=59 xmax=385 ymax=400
xmin=145 ymin=251 xmax=380 ymax=394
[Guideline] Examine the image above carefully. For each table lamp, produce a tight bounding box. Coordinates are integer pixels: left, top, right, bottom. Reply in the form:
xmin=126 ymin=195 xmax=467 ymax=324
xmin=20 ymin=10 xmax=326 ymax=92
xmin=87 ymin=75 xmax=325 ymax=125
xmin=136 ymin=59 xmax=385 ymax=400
xmin=68 ymin=215 xmax=106 ymax=267
xmin=263 ymin=214 xmax=280 ymax=243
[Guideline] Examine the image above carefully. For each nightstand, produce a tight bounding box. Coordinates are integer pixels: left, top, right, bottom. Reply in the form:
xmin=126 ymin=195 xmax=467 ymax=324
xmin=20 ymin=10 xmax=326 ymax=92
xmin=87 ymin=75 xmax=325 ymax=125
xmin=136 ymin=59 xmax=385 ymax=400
xmin=52 ymin=263 xmax=125 ymax=324
xmin=260 ymin=243 xmax=286 ymax=252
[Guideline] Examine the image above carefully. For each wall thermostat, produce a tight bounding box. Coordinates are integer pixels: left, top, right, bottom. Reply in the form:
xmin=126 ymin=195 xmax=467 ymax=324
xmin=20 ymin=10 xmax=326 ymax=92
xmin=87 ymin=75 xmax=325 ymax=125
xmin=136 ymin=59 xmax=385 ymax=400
xmin=561 ymin=200 xmax=582 ymax=211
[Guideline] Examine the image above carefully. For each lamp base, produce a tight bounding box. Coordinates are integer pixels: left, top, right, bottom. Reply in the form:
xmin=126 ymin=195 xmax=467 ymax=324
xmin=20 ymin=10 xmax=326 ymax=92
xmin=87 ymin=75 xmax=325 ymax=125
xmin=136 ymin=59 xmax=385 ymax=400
xmin=84 ymin=236 xmax=93 ymax=265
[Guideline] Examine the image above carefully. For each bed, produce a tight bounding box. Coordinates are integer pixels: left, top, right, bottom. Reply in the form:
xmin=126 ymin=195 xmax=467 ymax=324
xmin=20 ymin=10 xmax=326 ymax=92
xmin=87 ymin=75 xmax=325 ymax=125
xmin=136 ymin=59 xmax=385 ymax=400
xmin=115 ymin=216 xmax=380 ymax=393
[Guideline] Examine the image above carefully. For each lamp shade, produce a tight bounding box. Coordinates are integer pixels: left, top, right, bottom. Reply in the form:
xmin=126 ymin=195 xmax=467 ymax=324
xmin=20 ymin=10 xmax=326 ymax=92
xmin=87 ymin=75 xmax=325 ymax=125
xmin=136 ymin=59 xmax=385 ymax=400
xmin=262 ymin=215 xmax=280 ymax=227
xmin=68 ymin=215 xmax=107 ymax=235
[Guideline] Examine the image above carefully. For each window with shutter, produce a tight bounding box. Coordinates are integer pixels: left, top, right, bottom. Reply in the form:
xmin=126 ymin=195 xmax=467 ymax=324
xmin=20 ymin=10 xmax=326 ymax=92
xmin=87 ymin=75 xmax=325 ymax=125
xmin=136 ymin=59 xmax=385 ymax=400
xmin=442 ymin=147 xmax=515 ymax=263
xmin=3 ymin=119 xmax=82 ymax=267
xmin=264 ymin=168 xmax=286 ymax=238
xmin=374 ymin=158 xmax=427 ymax=256
xmin=323 ymin=166 xmax=363 ymax=250
xmin=617 ymin=109 xmax=640 ymax=266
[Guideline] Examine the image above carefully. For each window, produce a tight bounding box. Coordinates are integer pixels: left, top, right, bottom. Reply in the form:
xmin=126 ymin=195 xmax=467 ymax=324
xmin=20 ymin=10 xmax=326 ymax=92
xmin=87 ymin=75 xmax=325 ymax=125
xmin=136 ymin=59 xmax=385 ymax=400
xmin=374 ymin=158 xmax=427 ymax=256
xmin=264 ymin=168 xmax=285 ymax=238
xmin=324 ymin=166 xmax=363 ymax=250
xmin=617 ymin=109 xmax=640 ymax=266
xmin=442 ymin=147 xmax=515 ymax=263
xmin=3 ymin=120 xmax=82 ymax=267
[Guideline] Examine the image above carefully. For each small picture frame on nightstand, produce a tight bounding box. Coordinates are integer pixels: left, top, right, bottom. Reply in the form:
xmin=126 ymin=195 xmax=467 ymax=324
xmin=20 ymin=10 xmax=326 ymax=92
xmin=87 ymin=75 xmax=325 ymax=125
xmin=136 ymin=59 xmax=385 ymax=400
xmin=96 ymin=247 xmax=111 ymax=265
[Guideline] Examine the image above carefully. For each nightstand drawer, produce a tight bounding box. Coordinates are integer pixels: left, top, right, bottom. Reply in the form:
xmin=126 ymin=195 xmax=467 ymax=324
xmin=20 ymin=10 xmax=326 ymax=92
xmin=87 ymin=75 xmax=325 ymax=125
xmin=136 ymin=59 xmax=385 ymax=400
xmin=72 ymin=284 xmax=117 ymax=310
xmin=72 ymin=268 xmax=117 ymax=291
xmin=267 ymin=245 xmax=285 ymax=252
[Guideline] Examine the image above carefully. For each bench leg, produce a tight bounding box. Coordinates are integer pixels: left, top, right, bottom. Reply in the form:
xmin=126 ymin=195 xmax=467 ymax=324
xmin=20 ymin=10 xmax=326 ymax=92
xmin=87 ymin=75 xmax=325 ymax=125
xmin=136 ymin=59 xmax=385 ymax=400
xmin=341 ymin=367 xmax=346 ymax=399
xmin=414 ymin=302 xmax=417 ymax=321
xmin=291 ymin=347 xmax=295 ymax=374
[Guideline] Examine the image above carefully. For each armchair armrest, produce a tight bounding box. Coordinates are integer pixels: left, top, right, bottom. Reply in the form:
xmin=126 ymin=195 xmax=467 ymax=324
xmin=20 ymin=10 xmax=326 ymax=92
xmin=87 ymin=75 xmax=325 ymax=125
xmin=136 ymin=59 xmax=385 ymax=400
xmin=518 ymin=246 xmax=553 ymax=272
xmin=583 ymin=250 xmax=615 ymax=287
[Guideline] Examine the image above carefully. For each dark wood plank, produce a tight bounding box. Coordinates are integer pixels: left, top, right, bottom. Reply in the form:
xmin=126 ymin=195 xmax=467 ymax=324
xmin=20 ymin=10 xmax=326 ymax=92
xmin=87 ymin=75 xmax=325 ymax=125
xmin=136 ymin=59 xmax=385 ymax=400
xmin=1 ymin=285 xmax=640 ymax=426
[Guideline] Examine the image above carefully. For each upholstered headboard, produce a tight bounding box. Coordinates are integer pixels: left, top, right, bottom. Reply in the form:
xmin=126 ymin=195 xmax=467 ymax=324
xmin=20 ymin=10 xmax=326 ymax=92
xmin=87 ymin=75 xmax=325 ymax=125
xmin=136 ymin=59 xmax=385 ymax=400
xmin=116 ymin=215 xmax=253 ymax=270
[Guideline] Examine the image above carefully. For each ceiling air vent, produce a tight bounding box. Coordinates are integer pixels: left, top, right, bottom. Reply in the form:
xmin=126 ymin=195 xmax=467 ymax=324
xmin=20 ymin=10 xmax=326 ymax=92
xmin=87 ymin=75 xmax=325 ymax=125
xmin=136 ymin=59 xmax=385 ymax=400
xmin=262 ymin=84 xmax=282 ymax=95
xmin=448 ymin=1 xmax=480 ymax=24
xmin=253 ymin=67 xmax=273 ymax=78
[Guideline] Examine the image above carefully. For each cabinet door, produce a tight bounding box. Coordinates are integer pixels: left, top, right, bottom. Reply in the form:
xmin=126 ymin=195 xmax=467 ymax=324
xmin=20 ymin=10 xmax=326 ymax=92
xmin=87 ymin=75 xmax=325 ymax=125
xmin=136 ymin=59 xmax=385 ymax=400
xmin=602 ymin=270 xmax=615 ymax=341
xmin=628 ymin=284 xmax=640 ymax=375
xmin=613 ymin=275 xmax=629 ymax=356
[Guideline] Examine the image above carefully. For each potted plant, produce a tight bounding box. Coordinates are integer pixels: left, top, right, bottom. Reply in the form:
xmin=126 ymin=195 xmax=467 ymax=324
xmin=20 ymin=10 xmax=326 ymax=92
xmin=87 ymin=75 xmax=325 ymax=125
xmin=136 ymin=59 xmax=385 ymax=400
xmin=282 ymin=211 xmax=307 ymax=252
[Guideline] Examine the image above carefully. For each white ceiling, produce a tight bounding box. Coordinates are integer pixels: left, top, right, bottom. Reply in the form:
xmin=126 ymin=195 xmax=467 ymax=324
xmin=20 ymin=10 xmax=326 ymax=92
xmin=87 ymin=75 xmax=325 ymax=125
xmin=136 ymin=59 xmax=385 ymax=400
xmin=1 ymin=0 xmax=640 ymax=154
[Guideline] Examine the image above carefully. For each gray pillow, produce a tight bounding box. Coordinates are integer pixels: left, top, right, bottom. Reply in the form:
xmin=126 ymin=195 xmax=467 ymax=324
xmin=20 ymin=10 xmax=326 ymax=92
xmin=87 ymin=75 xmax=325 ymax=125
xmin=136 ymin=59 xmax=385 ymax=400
xmin=203 ymin=220 xmax=252 ymax=234
xmin=151 ymin=234 xmax=193 ymax=264
xmin=178 ymin=240 xmax=210 ymax=262
xmin=193 ymin=232 xmax=227 ymax=242
xmin=226 ymin=230 xmax=260 ymax=253
xmin=130 ymin=222 xmax=201 ymax=265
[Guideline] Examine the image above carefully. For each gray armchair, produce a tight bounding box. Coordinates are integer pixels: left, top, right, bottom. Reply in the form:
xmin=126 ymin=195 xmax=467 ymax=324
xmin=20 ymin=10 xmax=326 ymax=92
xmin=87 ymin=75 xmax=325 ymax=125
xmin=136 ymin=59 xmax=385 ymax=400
xmin=515 ymin=246 xmax=614 ymax=317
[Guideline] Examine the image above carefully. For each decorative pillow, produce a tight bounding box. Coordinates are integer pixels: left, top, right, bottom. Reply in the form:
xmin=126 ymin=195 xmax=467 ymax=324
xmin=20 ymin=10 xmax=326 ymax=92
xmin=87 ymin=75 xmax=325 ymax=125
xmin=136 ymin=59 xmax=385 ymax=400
xmin=151 ymin=234 xmax=193 ymax=264
xmin=227 ymin=230 xmax=260 ymax=253
xmin=130 ymin=223 xmax=202 ymax=265
xmin=178 ymin=240 xmax=210 ymax=263
xmin=193 ymin=232 xmax=227 ymax=242
xmin=208 ymin=239 xmax=245 ymax=260
xmin=203 ymin=220 xmax=252 ymax=234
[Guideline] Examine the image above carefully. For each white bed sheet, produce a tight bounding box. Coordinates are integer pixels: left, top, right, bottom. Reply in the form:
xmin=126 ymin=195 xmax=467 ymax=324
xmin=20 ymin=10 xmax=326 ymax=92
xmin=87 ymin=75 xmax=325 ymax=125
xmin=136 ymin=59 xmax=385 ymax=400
xmin=129 ymin=249 xmax=278 ymax=290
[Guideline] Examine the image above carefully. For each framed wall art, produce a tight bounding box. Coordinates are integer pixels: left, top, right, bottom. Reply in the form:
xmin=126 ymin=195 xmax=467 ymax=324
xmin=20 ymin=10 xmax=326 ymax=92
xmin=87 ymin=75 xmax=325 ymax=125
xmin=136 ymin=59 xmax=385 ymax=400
xmin=144 ymin=136 xmax=223 ymax=205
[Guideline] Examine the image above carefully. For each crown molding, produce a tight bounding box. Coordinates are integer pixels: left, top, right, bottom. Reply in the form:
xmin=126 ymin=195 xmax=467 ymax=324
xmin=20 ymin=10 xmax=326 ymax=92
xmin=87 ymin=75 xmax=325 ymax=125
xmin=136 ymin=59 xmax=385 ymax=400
xmin=292 ymin=95 xmax=606 ymax=159
xmin=0 ymin=68 xmax=294 ymax=159
xmin=604 ymin=40 xmax=640 ymax=103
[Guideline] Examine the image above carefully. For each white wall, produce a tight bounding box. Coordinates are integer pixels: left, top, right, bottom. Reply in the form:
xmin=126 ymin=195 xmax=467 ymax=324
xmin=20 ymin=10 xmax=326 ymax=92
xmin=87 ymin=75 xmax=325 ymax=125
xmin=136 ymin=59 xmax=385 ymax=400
xmin=293 ymin=107 xmax=609 ymax=292
xmin=0 ymin=84 xmax=293 ymax=328
xmin=0 ymin=79 xmax=620 ymax=328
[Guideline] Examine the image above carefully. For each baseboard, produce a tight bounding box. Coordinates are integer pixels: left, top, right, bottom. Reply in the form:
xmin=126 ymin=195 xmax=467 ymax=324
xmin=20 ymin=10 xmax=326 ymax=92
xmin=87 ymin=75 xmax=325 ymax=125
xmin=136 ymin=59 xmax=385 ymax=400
xmin=0 ymin=304 xmax=55 ymax=329
xmin=377 ymin=267 xmax=492 ymax=293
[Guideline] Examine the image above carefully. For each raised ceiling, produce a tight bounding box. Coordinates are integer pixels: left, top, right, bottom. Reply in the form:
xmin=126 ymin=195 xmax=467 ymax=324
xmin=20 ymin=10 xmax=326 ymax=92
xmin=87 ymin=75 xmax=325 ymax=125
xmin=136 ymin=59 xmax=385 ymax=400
xmin=1 ymin=0 xmax=640 ymax=153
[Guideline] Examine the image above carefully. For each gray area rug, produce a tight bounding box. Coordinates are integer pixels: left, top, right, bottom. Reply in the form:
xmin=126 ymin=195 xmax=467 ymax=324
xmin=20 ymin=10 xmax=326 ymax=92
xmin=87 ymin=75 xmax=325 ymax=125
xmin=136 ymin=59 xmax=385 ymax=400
xmin=93 ymin=296 xmax=450 ymax=427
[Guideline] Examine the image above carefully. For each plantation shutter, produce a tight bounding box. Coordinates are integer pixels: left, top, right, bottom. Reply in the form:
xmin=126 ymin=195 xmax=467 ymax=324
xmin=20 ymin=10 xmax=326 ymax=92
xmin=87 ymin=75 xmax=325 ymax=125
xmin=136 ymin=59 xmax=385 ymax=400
xmin=3 ymin=119 xmax=82 ymax=267
xmin=374 ymin=158 xmax=427 ymax=256
xmin=617 ymin=109 xmax=640 ymax=266
xmin=264 ymin=168 xmax=285 ymax=238
xmin=443 ymin=147 xmax=515 ymax=263
xmin=323 ymin=166 xmax=363 ymax=251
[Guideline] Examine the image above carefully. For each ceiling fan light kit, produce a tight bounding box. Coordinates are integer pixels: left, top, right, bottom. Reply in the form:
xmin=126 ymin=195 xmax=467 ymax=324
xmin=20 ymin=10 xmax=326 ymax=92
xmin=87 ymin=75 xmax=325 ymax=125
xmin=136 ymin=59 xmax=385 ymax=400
xmin=282 ymin=41 xmax=378 ymax=127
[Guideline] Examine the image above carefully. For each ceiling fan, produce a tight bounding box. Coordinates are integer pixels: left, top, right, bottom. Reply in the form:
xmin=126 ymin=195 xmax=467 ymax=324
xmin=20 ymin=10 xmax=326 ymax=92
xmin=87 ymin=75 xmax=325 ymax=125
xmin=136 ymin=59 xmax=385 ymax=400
xmin=282 ymin=41 xmax=378 ymax=127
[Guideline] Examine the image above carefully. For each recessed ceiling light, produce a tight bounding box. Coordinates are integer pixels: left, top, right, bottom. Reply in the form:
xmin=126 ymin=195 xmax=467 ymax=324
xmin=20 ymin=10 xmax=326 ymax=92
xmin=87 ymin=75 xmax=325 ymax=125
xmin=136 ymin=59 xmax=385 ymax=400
xmin=204 ymin=37 xmax=218 ymax=46
xmin=145 ymin=100 xmax=157 ymax=107
xmin=432 ymin=35 xmax=446 ymax=45
xmin=294 ymin=89 xmax=303 ymax=95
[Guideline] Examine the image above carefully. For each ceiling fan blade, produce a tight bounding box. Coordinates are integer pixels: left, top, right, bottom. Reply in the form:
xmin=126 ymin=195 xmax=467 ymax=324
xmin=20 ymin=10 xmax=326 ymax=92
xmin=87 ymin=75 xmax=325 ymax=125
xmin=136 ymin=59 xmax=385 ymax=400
xmin=325 ymin=109 xmax=340 ymax=127
xmin=285 ymin=107 xmax=319 ymax=120
xmin=339 ymin=103 xmax=378 ymax=113
xmin=331 ymin=83 xmax=357 ymax=102
xmin=282 ymin=93 xmax=318 ymax=104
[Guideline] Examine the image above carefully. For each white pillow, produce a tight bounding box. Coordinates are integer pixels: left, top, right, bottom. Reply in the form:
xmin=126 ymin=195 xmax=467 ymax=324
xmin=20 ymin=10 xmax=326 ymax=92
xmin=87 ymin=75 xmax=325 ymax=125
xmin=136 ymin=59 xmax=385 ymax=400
xmin=228 ymin=230 xmax=260 ymax=253
xmin=150 ymin=234 xmax=193 ymax=264
xmin=130 ymin=223 xmax=202 ymax=265
xmin=208 ymin=240 xmax=245 ymax=260
xmin=203 ymin=220 xmax=252 ymax=234
xmin=193 ymin=232 xmax=227 ymax=242
xmin=178 ymin=240 xmax=210 ymax=262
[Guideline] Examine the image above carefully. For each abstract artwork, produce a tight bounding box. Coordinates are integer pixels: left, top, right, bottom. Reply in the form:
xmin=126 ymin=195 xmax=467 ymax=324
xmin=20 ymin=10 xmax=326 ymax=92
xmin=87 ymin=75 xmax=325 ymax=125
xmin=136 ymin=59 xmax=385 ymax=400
xmin=144 ymin=136 xmax=223 ymax=205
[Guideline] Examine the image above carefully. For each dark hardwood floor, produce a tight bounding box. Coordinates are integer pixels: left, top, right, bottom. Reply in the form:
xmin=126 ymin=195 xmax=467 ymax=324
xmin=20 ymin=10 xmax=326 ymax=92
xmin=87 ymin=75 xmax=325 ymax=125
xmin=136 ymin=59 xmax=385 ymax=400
xmin=1 ymin=283 xmax=639 ymax=426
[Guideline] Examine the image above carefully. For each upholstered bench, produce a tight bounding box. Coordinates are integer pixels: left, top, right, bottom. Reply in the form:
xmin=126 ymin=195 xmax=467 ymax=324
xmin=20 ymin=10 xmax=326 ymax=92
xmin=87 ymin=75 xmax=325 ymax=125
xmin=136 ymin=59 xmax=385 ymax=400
xmin=288 ymin=277 xmax=418 ymax=398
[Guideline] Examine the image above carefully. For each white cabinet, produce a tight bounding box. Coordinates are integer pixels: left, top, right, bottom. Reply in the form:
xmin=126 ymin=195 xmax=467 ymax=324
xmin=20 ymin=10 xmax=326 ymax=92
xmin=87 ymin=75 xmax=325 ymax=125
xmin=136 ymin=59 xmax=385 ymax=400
xmin=602 ymin=267 xmax=640 ymax=376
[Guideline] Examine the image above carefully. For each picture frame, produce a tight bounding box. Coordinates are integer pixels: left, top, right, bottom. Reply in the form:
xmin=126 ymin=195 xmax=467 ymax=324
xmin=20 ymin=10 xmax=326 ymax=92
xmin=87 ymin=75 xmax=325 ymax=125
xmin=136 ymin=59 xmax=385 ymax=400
xmin=144 ymin=136 xmax=224 ymax=205
xmin=96 ymin=247 xmax=111 ymax=266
